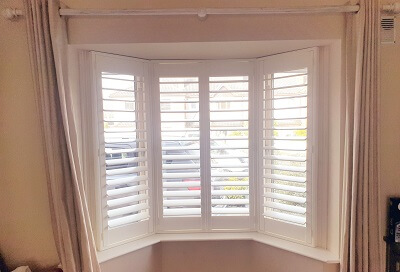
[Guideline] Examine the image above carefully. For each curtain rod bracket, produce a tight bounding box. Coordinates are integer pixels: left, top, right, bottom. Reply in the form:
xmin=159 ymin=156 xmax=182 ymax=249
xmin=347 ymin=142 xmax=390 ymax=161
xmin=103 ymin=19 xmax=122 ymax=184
xmin=382 ymin=2 xmax=400 ymax=14
xmin=197 ymin=9 xmax=208 ymax=21
xmin=2 ymin=8 xmax=23 ymax=21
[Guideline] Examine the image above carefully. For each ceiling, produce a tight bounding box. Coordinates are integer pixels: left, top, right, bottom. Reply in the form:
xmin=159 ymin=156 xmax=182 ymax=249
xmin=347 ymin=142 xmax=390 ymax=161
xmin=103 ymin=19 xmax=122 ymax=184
xmin=71 ymin=40 xmax=336 ymax=60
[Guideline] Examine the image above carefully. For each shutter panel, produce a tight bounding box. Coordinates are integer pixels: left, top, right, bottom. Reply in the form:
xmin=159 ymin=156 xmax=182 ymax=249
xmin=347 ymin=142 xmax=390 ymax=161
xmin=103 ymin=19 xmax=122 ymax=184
xmin=259 ymin=49 xmax=317 ymax=245
xmin=209 ymin=76 xmax=250 ymax=217
xmin=159 ymin=77 xmax=202 ymax=218
xmin=92 ymin=53 xmax=152 ymax=248
xmin=155 ymin=61 xmax=253 ymax=231
xmin=263 ymin=68 xmax=308 ymax=226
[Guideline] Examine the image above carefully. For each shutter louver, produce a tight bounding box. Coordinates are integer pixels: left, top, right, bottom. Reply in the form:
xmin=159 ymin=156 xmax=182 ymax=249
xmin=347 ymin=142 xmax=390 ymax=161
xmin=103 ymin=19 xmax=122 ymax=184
xmin=209 ymin=76 xmax=250 ymax=216
xmin=160 ymin=77 xmax=201 ymax=217
xmin=101 ymin=72 xmax=150 ymax=229
xmin=262 ymin=69 xmax=309 ymax=227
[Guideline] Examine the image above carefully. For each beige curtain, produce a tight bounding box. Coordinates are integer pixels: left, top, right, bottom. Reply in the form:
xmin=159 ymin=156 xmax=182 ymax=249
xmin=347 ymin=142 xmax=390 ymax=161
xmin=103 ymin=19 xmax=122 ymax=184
xmin=24 ymin=1 xmax=100 ymax=271
xmin=341 ymin=0 xmax=381 ymax=271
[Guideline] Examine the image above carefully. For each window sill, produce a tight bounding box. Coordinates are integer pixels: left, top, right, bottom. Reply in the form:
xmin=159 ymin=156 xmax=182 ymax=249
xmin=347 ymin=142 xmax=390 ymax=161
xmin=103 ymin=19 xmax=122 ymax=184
xmin=97 ymin=232 xmax=339 ymax=264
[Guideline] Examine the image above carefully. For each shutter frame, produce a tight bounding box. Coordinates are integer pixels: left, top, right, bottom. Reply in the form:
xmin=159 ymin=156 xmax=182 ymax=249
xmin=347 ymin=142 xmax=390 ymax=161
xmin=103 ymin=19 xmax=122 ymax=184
xmin=258 ymin=48 xmax=319 ymax=245
xmin=89 ymin=52 xmax=154 ymax=249
xmin=154 ymin=62 xmax=204 ymax=232
xmin=82 ymin=52 xmax=322 ymax=249
xmin=154 ymin=61 xmax=255 ymax=232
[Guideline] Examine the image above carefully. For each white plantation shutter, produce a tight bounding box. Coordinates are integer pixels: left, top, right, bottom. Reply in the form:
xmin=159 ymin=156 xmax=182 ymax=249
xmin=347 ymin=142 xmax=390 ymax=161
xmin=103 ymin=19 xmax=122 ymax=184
xmin=84 ymin=53 xmax=322 ymax=245
xmin=207 ymin=61 xmax=254 ymax=230
xmin=159 ymin=77 xmax=201 ymax=218
xmin=258 ymin=49 xmax=318 ymax=244
xmin=209 ymin=77 xmax=250 ymax=217
xmin=154 ymin=63 xmax=203 ymax=231
xmin=91 ymin=53 xmax=153 ymax=248
xmin=155 ymin=61 xmax=254 ymax=231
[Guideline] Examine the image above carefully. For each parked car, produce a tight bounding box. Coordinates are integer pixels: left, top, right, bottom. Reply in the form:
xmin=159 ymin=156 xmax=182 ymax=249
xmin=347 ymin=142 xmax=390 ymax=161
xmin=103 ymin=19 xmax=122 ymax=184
xmin=105 ymin=140 xmax=248 ymax=212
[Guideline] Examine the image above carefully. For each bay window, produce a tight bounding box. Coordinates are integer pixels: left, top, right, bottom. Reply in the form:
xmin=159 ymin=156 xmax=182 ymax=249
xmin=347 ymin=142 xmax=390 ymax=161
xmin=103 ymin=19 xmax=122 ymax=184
xmin=82 ymin=47 xmax=326 ymax=251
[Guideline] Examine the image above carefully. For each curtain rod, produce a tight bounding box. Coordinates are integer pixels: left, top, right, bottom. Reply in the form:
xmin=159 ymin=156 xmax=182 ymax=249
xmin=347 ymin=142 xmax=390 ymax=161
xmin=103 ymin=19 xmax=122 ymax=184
xmin=5 ymin=3 xmax=400 ymax=21
xmin=59 ymin=5 xmax=360 ymax=18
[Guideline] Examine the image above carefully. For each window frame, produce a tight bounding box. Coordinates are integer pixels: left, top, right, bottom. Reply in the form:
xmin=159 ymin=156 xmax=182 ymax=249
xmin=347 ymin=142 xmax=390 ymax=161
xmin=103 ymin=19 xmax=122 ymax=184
xmin=80 ymin=47 xmax=329 ymax=252
xmin=82 ymin=52 xmax=155 ymax=250
xmin=256 ymin=48 xmax=325 ymax=246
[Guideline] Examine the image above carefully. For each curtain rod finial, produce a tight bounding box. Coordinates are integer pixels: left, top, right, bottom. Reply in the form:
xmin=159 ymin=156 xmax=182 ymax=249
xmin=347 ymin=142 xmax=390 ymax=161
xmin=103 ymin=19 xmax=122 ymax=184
xmin=2 ymin=8 xmax=23 ymax=21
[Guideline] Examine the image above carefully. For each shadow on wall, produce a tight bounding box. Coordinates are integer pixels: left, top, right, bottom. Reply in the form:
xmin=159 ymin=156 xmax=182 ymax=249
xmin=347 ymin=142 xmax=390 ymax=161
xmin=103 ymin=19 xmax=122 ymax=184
xmin=100 ymin=241 xmax=339 ymax=272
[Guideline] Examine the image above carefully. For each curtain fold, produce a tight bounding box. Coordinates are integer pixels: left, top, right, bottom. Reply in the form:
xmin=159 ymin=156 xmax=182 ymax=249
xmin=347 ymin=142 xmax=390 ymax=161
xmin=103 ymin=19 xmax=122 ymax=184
xmin=23 ymin=1 xmax=100 ymax=271
xmin=341 ymin=0 xmax=381 ymax=271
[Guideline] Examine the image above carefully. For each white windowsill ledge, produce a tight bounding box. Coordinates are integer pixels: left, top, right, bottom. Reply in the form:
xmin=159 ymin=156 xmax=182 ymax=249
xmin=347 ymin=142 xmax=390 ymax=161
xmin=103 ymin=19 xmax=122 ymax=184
xmin=97 ymin=232 xmax=339 ymax=264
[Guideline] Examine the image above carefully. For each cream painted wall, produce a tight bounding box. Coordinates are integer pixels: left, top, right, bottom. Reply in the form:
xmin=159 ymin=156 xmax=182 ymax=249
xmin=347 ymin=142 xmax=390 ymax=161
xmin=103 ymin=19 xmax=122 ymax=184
xmin=67 ymin=14 xmax=345 ymax=44
xmin=251 ymin=241 xmax=339 ymax=272
xmin=0 ymin=0 xmax=59 ymax=270
xmin=161 ymin=241 xmax=253 ymax=272
xmin=0 ymin=0 xmax=399 ymax=270
xmin=101 ymin=244 xmax=161 ymax=272
xmin=100 ymin=241 xmax=339 ymax=272
xmin=161 ymin=241 xmax=339 ymax=272
xmin=379 ymin=0 xmax=400 ymax=262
